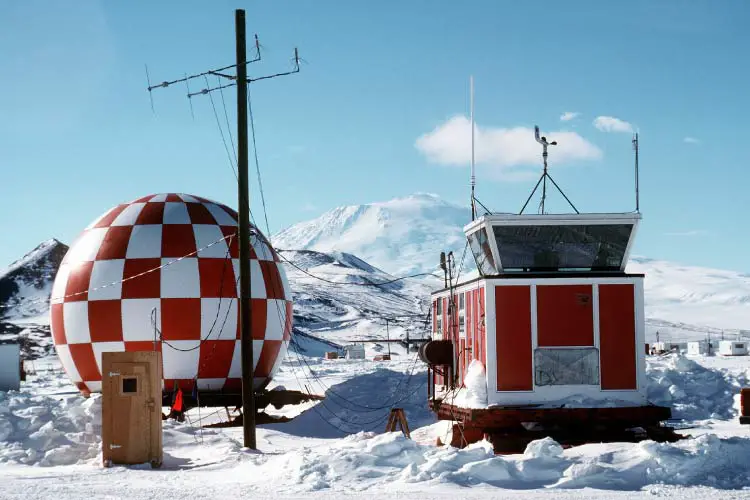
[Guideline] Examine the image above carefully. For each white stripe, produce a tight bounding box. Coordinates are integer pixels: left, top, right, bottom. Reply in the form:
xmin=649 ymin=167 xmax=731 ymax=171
xmin=111 ymin=203 xmax=146 ymax=226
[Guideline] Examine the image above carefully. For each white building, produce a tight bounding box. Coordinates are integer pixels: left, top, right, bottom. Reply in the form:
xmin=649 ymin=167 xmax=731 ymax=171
xmin=687 ymin=341 xmax=714 ymax=356
xmin=651 ymin=342 xmax=679 ymax=354
xmin=718 ymin=340 xmax=748 ymax=356
xmin=344 ymin=343 xmax=366 ymax=360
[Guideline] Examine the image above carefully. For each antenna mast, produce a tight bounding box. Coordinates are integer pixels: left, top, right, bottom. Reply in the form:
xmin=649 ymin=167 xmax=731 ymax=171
xmin=633 ymin=132 xmax=640 ymax=212
xmin=470 ymin=76 xmax=476 ymax=221
xmin=145 ymin=9 xmax=301 ymax=451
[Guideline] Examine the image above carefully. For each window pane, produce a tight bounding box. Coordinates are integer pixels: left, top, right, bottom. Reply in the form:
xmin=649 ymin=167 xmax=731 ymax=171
xmin=493 ymin=224 xmax=633 ymax=271
xmin=468 ymin=227 xmax=498 ymax=275
xmin=122 ymin=377 xmax=138 ymax=393
xmin=534 ymin=348 xmax=600 ymax=386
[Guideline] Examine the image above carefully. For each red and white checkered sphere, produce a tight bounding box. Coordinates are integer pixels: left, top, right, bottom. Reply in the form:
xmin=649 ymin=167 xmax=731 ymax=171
xmin=49 ymin=193 xmax=292 ymax=395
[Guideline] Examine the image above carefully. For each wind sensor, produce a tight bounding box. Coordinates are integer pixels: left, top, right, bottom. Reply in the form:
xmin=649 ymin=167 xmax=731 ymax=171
xmin=519 ymin=126 xmax=579 ymax=215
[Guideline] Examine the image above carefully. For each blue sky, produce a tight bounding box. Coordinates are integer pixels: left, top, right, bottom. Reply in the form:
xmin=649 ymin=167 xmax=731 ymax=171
xmin=1 ymin=0 xmax=748 ymax=273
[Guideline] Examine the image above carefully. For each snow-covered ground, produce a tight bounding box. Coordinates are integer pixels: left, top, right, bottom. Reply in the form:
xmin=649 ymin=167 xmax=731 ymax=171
xmin=3 ymin=351 xmax=750 ymax=499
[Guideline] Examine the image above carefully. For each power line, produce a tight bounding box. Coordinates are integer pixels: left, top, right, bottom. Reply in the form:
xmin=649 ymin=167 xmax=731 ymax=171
xmin=276 ymin=250 xmax=442 ymax=287
xmin=0 ymin=233 xmax=235 ymax=309
xmin=247 ymin=87 xmax=271 ymax=238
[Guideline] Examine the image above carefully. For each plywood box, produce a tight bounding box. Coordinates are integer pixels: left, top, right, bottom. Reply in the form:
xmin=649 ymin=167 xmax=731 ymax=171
xmin=101 ymin=351 xmax=163 ymax=468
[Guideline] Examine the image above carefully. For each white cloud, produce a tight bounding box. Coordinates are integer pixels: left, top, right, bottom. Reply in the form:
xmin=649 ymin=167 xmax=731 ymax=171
xmin=665 ymin=230 xmax=707 ymax=237
xmin=560 ymin=111 xmax=580 ymax=122
xmin=683 ymin=137 xmax=700 ymax=144
xmin=593 ymin=116 xmax=634 ymax=133
xmin=302 ymin=203 xmax=317 ymax=212
xmin=415 ymin=115 xmax=602 ymax=180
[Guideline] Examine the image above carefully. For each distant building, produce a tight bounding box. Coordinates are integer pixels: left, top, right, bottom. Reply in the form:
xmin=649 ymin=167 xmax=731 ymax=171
xmin=344 ymin=343 xmax=366 ymax=360
xmin=687 ymin=341 xmax=714 ymax=356
xmin=719 ymin=340 xmax=748 ymax=356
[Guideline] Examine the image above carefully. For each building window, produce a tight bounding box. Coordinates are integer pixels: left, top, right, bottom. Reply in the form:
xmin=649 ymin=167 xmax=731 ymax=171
xmin=458 ymin=293 xmax=466 ymax=338
xmin=435 ymin=299 xmax=443 ymax=339
xmin=534 ymin=348 xmax=600 ymax=386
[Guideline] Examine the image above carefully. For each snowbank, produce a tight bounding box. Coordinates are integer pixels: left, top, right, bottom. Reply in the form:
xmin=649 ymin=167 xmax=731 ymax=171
xmin=0 ymin=374 xmax=101 ymax=466
xmin=452 ymin=360 xmax=487 ymax=408
xmin=647 ymin=353 xmax=749 ymax=421
xmin=257 ymin=430 xmax=750 ymax=492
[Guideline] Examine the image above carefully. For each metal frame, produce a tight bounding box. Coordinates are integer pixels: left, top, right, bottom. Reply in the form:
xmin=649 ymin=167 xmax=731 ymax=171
xmin=464 ymin=213 xmax=642 ymax=274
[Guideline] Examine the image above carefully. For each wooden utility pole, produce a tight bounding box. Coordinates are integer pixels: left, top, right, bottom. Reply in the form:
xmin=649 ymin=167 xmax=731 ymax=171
xmin=145 ymin=8 xmax=301 ymax=451
xmin=235 ymin=9 xmax=256 ymax=450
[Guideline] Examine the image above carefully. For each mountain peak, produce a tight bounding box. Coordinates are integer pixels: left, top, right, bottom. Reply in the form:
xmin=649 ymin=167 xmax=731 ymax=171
xmin=0 ymin=239 xmax=69 ymax=321
xmin=274 ymin=193 xmax=470 ymax=276
xmin=0 ymin=238 xmax=68 ymax=280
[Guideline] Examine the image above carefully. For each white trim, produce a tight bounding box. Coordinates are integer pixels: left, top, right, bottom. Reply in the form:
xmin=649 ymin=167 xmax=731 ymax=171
xmin=621 ymin=218 xmax=640 ymax=270
xmin=486 ymin=277 xmax=640 ymax=287
xmin=466 ymin=224 xmax=504 ymax=274
xmin=593 ymin=284 xmax=600 ymax=349
xmin=485 ymin=284 xmax=497 ymax=396
xmin=431 ymin=281 xmax=483 ymax=298
xmin=464 ymin=213 xmax=641 ymax=232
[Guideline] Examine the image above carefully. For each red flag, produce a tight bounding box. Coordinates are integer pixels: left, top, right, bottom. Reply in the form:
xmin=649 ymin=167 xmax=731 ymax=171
xmin=172 ymin=388 xmax=183 ymax=412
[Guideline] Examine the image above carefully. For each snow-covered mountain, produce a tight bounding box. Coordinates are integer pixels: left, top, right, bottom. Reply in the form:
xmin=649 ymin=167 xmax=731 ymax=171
xmin=273 ymin=193 xmax=471 ymax=277
xmin=0 ymin=239 xmax=67 ymax=323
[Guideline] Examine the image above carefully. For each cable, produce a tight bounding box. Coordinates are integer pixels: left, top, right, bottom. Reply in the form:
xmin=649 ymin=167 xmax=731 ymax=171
xmin=39 ymin=233 xmax=232 ymax=307
xmin=158 ymin=235 xmax=237 ymax=353
xmin=287 ymin=308 xmax=432 ymax=413
xmin=217 ymin=74 xmax=238 ymax=166
xmin=205 ymin=75 xmax=238 ymax=181
xmin=247 ymin=88 xmax=271 ymax=238
xmin=261 ymin=239 xmax=432 ymax=420
xmin=277 ymin=250 xmax=442 ymax=287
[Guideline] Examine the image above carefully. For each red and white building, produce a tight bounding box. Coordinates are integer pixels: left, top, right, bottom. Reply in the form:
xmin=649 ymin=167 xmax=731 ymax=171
xmin=422 ymin=211 xmax=676 ymax=451
xmin=431 ymin=212 xmax=646 ymax=406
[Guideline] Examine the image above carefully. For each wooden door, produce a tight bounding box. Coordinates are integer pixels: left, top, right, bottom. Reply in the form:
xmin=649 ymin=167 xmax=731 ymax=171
xmin=105 ymin=361 xmax=152 ymax=464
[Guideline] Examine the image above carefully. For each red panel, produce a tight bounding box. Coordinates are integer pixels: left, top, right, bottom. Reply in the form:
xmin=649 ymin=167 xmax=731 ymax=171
xmin=537 ymin=285 xmax=594 ymax=347
xmin=186 ymin=203 xmax=218 ymax=225
xmin=256 ymin=340 xmax=282 ymax=376
xmin=68 ymin=344 xmax=101 ymax=381
xmin=125 ymin=341 xmax=162 ymax=352
xmin=65 ymin=261 xmax=93 ymax=302
xmin=599 ymin=284 xmax=637 ymax=390
xmin=88 ymin=300 xmax=123 ymax=342
xmin=96 ymin=226 xmax=133 ymax=260
xmin=197 ymin=340 xmax=234 ymax=378
xmin=122 ymin=258 xmax=161 ymax=298
xmin=198 ymin=259 xmax=237 ymax=298
xmin=495 ymin=285 xmax=533 ymax=391
xmin=50 ymin=303 xmax=67 ymax=345
xmin=134 ymin=202 xmax=165 ymax=225
xmin=478 ymin=287 xmax=485 ymax=366
xmin=260 ymin=261 xmax=284 ymax=299
xmin=161 ymin=298 xmax=201 ymax=340
xmin=161 ymin=224 xmax=197 ymax=258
